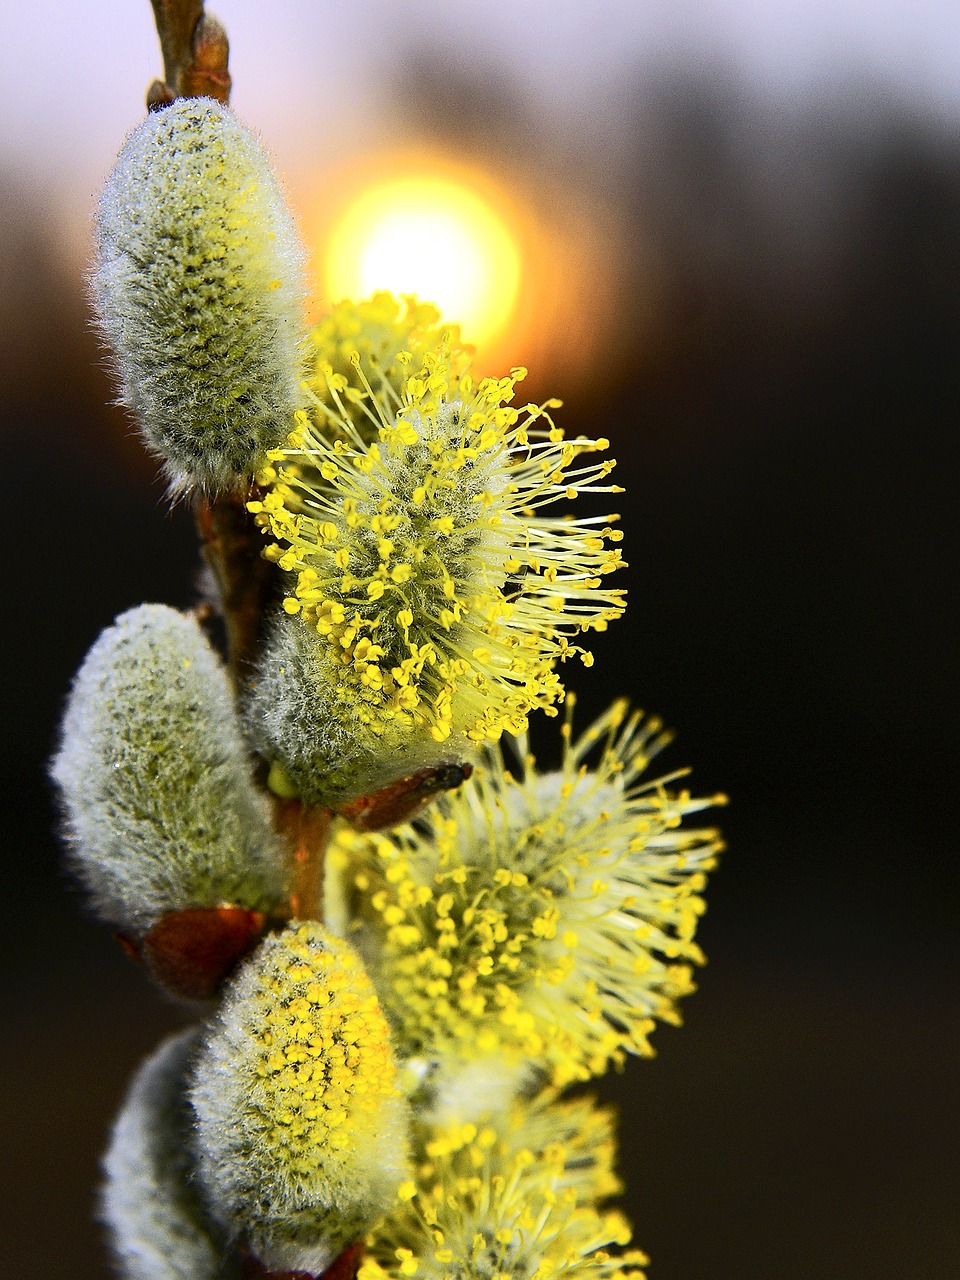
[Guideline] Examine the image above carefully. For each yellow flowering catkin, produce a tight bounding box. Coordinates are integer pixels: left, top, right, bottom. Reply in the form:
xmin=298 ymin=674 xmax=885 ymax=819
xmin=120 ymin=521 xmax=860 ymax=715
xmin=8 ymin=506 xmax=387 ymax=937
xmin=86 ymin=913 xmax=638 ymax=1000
xmin=244 ymin=314 xmax=626 ymax=806
xmin=190 ymin=923 xmax=409 ymax=1274
xmin=306 ymin=292 xmax=472 ymax=444
xmin=332 ymin=697 xmax=725 ymax=1085
xmin=92 ymin=98 xmax=306 ymax=493
xmin=360 ymin=1091 xmax=648 ymax=1280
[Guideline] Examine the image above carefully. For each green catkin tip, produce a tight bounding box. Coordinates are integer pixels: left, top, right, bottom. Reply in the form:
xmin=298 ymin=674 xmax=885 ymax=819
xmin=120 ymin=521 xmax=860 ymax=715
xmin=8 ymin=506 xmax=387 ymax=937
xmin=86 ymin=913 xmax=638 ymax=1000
xmin=190 ymin=923 xmax=410 ymax=1274
xmin=92 ymin=97 xmax=307 ymax=493
xmin=103 ymin=1030 xmax=235 ymax=1280
xmin=51 ymin=604 xmax=287 ymax=936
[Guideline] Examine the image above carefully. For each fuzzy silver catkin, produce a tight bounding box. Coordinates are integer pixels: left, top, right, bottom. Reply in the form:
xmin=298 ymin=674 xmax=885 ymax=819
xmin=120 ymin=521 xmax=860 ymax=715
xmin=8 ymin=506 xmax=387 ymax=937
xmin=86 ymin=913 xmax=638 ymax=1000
xmin=190 ymin=923 xmax=410 ymax=1274
xmin=103 ymin=1030 xmax=234 ymax=1280
xmin=92 ymin=97 xmax=306 ymax=493
xmin=51 ymin=604 xmax=286 ymax=935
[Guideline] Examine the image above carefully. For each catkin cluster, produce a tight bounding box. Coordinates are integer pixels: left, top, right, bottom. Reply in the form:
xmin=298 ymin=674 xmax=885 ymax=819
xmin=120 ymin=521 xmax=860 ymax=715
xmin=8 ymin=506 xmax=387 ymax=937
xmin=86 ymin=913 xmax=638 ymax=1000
xmin=55 ymin=90 xmax=723 ymax=1280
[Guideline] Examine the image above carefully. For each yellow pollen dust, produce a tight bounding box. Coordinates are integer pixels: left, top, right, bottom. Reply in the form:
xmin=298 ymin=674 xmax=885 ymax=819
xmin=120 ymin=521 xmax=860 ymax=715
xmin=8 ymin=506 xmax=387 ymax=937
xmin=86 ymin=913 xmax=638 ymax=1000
xmin=252 ymin=924 xmax=398 ymax=1164
xmin=326 ymin=176 xmax=522 ymax=349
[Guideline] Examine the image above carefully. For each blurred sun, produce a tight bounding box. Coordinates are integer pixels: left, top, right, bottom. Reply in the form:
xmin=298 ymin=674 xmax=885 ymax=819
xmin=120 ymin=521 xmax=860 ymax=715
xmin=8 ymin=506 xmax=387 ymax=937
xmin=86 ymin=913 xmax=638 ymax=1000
xmin=325 ymin=174 xmax=522 ymax=350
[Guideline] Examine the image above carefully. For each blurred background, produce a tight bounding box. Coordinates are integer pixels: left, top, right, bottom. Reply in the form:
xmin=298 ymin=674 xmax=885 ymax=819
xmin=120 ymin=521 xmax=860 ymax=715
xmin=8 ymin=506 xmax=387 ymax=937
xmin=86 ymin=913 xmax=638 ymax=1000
xmin=2 ymin=1 xmax=958 ymax=1276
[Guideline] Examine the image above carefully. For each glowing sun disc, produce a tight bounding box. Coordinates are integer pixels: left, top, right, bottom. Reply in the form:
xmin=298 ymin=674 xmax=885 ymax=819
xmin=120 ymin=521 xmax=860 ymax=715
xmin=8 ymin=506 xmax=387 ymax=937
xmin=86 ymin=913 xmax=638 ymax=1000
xmin=325 ymin=175 xmax=522 ymax=348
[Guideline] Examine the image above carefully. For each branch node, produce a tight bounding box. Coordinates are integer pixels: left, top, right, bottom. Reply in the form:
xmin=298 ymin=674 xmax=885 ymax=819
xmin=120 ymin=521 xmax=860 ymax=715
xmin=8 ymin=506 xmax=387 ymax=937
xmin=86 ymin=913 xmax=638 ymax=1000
xmin=148 ymin=0 xmax=231 ymax=106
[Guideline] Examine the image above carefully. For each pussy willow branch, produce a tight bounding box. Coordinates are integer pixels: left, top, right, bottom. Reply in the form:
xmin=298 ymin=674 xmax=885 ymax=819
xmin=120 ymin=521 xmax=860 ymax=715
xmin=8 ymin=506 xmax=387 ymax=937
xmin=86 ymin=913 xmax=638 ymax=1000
xmin=146 ymin=2 xmax=330 ymax=932
xmin=146 ymin=3 xmax=274 ymax=692
xmin=195 ymin=493 xmax=282 ymax=686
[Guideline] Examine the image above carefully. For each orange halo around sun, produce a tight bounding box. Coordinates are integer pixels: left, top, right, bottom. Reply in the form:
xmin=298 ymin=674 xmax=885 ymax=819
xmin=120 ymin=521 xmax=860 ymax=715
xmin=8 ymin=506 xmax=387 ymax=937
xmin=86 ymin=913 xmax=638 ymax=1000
xmin=306 ymin=149 xmax=632 ymax=389
xmin=324 ymin=170 xmax=523 ymax=353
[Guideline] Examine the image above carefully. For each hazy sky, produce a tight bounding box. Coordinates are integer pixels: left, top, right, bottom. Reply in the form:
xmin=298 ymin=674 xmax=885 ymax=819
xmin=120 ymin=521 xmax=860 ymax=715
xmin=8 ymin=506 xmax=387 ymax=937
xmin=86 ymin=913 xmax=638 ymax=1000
xmin=3 ymin=0 xmax=958 ymax=253
xmin=5 ymin=2 xmax=959 ymax=158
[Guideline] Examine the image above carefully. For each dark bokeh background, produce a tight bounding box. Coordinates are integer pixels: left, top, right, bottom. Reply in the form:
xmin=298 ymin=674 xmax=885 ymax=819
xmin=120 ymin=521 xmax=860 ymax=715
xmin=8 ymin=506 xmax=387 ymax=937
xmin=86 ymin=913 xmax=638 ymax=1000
xmin=2 ymin=53 xmax=959 ymax=1280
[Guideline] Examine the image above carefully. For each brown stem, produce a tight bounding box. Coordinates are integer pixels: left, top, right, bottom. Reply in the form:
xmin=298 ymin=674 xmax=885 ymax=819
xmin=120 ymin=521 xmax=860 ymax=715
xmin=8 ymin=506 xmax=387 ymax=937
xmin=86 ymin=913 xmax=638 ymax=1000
xmin=148 ymin=0 xmax=231 ymax=107
xmin=195 ymin=491 xmax=281 ymax=685
xmin=273 ymin=799 xmax=332 ymax=921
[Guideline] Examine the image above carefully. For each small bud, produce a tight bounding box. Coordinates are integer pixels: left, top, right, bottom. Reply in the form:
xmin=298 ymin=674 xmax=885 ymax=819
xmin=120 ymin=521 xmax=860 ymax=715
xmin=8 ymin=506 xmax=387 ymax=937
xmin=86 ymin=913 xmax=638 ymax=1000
xmin=146 ymin=79 xmax=176 ymax=112
xmin=92 ymin=98 xmax=306 ymax=493
xmin=190 ymin=923 xmax=410 ymax=1274
xmin=51 ymin=604 xmax=287 ymax=937
xmin=103 ymin=1030 xmax=227 ymax=1280
xmin=337 ymin=762 xmax=473 ymax=831
xmin=179 ymin=14 xmax=232 ymax=102
xmin=141 ymin=905 xmax=268 ymax=1000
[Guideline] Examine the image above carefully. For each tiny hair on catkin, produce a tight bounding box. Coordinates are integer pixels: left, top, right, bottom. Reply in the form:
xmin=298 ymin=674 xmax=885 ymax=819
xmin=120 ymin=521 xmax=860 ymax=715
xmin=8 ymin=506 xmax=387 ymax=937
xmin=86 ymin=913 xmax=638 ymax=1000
xmin=92 ymin=97 xmax=307 ymax=493
xmin=51 ymin=604 xmax=287 ymax=936
xmin=102 ymin=1029 xmax=233 ymax=1280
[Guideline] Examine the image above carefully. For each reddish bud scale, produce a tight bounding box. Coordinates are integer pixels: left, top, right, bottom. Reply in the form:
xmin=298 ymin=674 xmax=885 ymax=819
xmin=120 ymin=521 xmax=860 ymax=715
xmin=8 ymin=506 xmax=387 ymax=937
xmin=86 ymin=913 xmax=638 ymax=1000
xmin=338 ymin=763 xmax=473 ymax=831
xmin=141 ymin=905 xmax=267 ymax=1000
xmin=240 ymin=1241 xmax=364 ymax=1280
